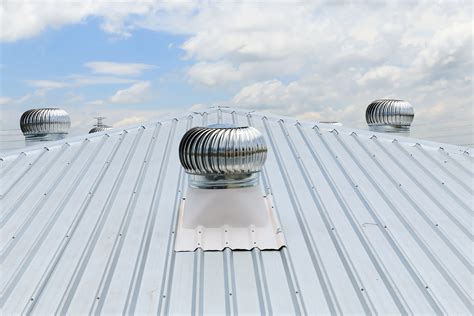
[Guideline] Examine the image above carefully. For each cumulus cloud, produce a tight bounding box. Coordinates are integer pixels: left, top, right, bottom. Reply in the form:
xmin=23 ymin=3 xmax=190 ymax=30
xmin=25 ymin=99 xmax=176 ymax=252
xmin=109 ymin=81 xmax=151 ymax=104
xmin=1 ymin=0 xmax=472 ymax=144
xmin=187 ymin=62 xmax=242 ymax=86
xmin=82 ymin=81 xmax=152 ymax=106
xmin=356 ymin=65 xmax=403 ymax=87
xmin=84 ymin=61 xmax=156 ymax=76
xmin=114 ymin=115 xmax=147 ymax=127
xmin=0 ymin=0 xmax=156 ymax=42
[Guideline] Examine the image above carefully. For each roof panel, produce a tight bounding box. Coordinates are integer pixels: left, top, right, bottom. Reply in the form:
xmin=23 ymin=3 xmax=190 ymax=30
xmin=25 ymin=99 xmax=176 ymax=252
xmin=1 ymin=108 xmax=472 ymax=314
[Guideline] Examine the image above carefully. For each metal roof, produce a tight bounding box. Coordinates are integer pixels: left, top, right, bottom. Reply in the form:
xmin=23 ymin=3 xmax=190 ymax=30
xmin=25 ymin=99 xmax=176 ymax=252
xmin=1 ymin=108 xmax=472 ymax=315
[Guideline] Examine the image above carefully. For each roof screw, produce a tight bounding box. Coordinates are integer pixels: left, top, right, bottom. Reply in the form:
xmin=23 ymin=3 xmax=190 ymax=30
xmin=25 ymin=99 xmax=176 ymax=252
xmin=12 ymin=236 xmax=15 ymax=239
xmin=361 ymin=288 xmax=364 ymax=292
xmin=30 ymin=297 xmax=34 ymax=301
xmin=162 ymin=295 xmax=166 ymax=298
xmin=441 ymin=182 xmax=445 ymax=185
xmin=229 ymin=293 xmax=233 ymax=296
xmin=435 ymin=224 xmax=439 ymax=227
xmin=96 ymin=297 xmax=100 ymax=300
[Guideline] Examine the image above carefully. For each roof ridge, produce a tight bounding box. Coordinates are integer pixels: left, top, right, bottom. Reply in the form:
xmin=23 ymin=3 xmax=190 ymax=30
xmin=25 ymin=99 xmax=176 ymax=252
xmin=1 ymin=107 xmax=470 ymax=158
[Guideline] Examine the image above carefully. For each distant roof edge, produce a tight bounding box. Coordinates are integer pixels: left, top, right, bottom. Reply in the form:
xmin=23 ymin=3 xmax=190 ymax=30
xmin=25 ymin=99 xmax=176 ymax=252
xmin=1 ymin=107 xmax=471 ymax=159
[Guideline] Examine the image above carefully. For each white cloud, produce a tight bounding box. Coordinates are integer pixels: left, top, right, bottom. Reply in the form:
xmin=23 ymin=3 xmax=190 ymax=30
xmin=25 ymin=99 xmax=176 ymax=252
xmin=1 ymin=1 xmax=472 ymax=144
xmin=69 ymin=75 xmax=139 ymax=85
xmin=86 ymin=81 xmax=152 ymax=105
xmin=26 ymin=80 xmax=69 ymax=96
xmin=86 ymin=100 xmax=105 ymax=106
xmin=21 ymin=75 xmax=140 ymax=98
xmin=109 ymin=81 xmax=151 ymax=104
xmin=26 ymin=80 xmax=68 ymax=89
xmin=0 ymin=0 xmax=156 ymax=42
xmin=187 ymin=62 xmax=241 ymax=86
xmin=84 ymin=61 xmax=156 ymax=76
xmin=114 ymin=115 xmax=147 ymax=127
xmin=357 ymin=65 xmax=402 ymax=87
xmin=0 ymin=96 xmax=13 ymax=105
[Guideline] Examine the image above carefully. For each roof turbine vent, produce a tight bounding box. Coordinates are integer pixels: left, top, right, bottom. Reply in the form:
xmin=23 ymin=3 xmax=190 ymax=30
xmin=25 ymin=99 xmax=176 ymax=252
xmin=89 ymin=116 xmax=112 ymax=134
xmin=175 ymin=123 xmax=284 ymax=251
xmin=179 ymin=124 xmax=268 ymax=189
xmin=20 ymin=108 xmax=71 ymax=141
xmin=366 ymin=99 xmax=414 ymax=133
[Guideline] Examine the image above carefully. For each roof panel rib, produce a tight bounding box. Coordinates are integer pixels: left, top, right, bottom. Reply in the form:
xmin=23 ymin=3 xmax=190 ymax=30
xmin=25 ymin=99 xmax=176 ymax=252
xmin=1 ymin=108 xmax=472 ymax=314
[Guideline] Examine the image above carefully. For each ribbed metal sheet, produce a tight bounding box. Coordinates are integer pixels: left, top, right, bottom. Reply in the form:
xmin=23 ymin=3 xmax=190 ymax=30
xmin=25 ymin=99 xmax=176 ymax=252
xmin=1 ymin=108 xmax=472 ymax=314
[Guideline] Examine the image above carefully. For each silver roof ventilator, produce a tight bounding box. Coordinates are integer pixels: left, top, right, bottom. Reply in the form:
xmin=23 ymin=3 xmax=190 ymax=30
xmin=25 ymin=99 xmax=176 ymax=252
xmin=366 ymin=99 xmax=414 ymax=134
xmin=89 ymin=117 xmax=112 ymax=134
xmin=175 ymin=124 xmax=286 ymax=251
xmin=20 ymin=108 xmax=71 ymax=143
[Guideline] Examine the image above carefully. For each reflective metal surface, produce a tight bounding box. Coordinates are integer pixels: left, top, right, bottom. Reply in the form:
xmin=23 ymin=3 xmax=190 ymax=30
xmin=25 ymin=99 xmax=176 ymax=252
xmin=179 ymin=124 xmax=267 ymax=188
xmin=89 ymin=116 xmax=112 ymax=134
xmin=20 ymin=108 xmax=71 ymax=140
xmin=1 ymin=108 xmax=471 ymax=315
xmin=366 ymin=99 xmax=414 ymax=132
xmin=319 ymin=121 xmax=343 ymax=126
xmin=89 ymin=126 xmax=112 ymax=133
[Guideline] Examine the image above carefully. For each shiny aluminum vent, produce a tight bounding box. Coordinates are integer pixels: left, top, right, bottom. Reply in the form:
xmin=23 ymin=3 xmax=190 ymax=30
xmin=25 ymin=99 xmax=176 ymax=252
xmin=89 ymin=117 xmax=112 ymax=134
xmin=20 ymin=108 xmax=71 ymax=141
xmin=366 ymin=99 xmax=414 ymax=132
xmin=179 ymin=124 xmax=267 ymax=188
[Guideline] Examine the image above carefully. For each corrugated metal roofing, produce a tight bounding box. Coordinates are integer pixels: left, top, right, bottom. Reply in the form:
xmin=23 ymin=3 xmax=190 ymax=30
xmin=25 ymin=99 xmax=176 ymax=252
xmin=1 ymin=108 xmax=472 ymax=315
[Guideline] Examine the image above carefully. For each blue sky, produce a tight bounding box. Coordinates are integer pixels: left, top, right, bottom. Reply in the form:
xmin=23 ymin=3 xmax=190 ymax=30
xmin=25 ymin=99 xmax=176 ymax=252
xmin=0 ymin=1 xmax=472 ymax=145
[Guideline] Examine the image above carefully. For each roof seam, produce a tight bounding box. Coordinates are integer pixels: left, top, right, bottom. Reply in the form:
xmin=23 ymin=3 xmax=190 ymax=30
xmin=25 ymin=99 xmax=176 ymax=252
xmin=322 ymin=131 xmax=445 ymax=313
xmin=22 ymin=132 xmax=126 ymax=314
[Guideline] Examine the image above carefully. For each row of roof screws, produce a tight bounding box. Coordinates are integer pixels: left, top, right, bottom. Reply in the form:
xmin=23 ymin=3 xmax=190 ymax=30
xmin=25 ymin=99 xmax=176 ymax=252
xmin=19 ymin=108 xmax=113 ymax=145
xmin=18 ymin=99 xmax=414 ymax=144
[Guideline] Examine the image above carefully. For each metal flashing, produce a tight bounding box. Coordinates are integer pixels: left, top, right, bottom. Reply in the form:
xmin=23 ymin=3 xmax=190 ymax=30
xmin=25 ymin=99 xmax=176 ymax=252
xmin=174 ymin=186 xmax=286 ymax=251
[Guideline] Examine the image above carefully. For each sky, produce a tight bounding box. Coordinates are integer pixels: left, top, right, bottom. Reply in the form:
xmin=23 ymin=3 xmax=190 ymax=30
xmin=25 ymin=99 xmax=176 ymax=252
xmin=0 ymin=0 xmax=472 ymax=147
